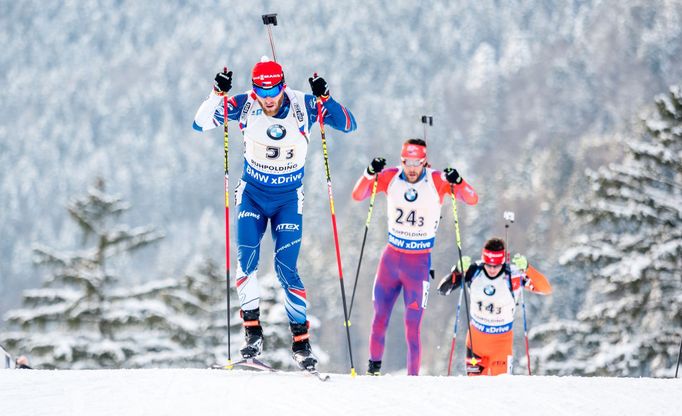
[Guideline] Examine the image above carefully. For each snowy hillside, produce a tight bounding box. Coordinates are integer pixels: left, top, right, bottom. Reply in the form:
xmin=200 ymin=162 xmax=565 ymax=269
xmin=2 ymin=0 xmax=682 ymax=377
xmin=1 ymin=369 xmax=680 ymax=416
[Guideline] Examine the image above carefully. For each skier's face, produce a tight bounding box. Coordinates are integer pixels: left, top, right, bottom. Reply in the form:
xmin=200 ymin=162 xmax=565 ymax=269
xmin=402 ymin=158 xmax=425 ymax=183
xmin=483 ymin=263 xmax=504 ymax=278
xmin=255 ymin=89 xmax=285 ymax=116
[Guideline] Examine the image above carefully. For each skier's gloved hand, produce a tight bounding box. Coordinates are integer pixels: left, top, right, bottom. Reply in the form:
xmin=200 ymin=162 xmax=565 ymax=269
xmin=214 ymin=70 xmax=233 ymax=96
xmin=367 ymin=157 xmax=386 ymax=175
xmin=444 ymin=167 xmax=463 ymax=184
xmin=453 ymin=255 xmax=472 ymax=273
xmin=309 ymin=74 xmax=329 ymax=98
xmin=439 ymin=255 xmax=471 ymax=295
xmin=437 ymin=273 xmax=457 ymax=296
xmin=512 ymin=254 xmax=528 ymax=271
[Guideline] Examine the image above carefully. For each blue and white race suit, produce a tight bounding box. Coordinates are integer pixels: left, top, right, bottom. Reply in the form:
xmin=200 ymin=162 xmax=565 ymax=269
xmin=193 ymin=88 xmax=356 ymax=323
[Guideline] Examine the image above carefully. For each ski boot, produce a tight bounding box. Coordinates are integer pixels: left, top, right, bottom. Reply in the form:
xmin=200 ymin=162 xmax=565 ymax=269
xmin=367 ymin=360 xmax=382 ymax=376
xmin=239 ymin=308 xmax=263 ymax=359
xmin=465 ymin=348 xmax=487 ymax=376
xmin=290 ymin=322 xmax=318 ymax=370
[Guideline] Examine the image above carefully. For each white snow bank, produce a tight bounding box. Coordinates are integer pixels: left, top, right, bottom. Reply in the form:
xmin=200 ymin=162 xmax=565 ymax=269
xmin=1 ymin=369 xmax=680 ymax=416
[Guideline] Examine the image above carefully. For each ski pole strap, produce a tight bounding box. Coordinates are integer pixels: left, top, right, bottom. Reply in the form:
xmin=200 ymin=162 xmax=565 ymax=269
xmin=293 ymin=333 xmax=310 ymax=342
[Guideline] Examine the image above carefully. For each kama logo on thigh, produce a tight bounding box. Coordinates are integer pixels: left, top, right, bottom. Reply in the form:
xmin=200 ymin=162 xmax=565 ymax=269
xmin=239 ymin=211 xmax=261 ymax=220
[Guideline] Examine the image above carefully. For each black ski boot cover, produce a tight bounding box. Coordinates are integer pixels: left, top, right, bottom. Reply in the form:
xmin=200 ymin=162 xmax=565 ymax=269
xmin=290 ymin=322 xmax=318 ymax=370
xmin=240 ymin=308 xmax=263 ymax=359
xmin=367 ymin=360 xmax=382 ymax=376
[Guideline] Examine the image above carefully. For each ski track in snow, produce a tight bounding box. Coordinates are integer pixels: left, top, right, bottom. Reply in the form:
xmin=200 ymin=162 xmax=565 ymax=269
xmin=1 ymin=369 xmax=680 ymax=416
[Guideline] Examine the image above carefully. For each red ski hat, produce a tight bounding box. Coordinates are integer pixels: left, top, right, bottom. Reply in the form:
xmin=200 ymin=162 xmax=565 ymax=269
xmin=482 ymin=248 xmax=505 ymax=265
xmin=401 ymin=142 xmax=427 ymax=160
xmin=252 ymin=57 xmax=284 ymax=88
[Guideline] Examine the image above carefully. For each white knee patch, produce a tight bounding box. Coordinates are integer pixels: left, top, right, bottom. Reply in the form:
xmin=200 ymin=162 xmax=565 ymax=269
xmin=234 ymin=180 xmax=246 ymax=206
xmin=236 ymin=267 xmax=260 ymax=310
xmin=421 ymin=280 xmax=430 ymax=309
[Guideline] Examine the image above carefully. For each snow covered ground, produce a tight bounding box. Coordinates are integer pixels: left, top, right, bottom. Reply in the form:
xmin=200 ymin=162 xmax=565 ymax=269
xmin=1 ymin=368 xmax=680 ymax=416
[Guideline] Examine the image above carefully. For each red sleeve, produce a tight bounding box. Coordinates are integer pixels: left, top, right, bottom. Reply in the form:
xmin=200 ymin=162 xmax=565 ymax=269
xmin=525 ymin=265 xmax=552 ymax=294
xmin=351 ymin=168 xmax=398 ymax=201
xmin=431 ymin=171 xmax=479 ymax=205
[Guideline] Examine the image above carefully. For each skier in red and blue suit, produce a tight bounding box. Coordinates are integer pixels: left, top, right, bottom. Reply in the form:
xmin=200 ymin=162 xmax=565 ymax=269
xmin=193 ymin=57 xmax=356 ymax=369
xmin=352 ymin=139 xmax=478 ymax=375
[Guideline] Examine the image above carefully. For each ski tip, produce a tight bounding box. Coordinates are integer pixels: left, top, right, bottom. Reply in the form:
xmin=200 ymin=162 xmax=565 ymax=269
xmin=307 ymin=370 xmax=330 ymax=382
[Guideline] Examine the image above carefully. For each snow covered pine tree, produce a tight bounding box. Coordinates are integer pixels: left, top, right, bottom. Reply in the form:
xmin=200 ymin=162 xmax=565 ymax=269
xmin=531 ymin=86 xmax=682 ymax=377
xmin=0 ymin=179 xmax=170 ymax=369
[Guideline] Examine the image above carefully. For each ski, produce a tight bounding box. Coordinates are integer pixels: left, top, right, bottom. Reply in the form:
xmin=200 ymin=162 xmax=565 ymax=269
xmin=211 ymin=357 xmax=276 ymax=372
xmin=211 ymin=359 xmax=331 ymax=381
xmin=302 ymin=367 xmax=331 ymax=382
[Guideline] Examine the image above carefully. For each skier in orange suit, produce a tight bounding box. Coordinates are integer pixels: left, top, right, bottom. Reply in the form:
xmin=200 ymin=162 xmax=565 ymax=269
xmin=438 ymin=237 xmax=551 ymax=375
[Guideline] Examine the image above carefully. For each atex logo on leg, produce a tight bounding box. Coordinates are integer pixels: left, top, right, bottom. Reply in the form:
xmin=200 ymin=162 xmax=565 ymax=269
xmin=275 ymin=223 xmax=300 ymax=232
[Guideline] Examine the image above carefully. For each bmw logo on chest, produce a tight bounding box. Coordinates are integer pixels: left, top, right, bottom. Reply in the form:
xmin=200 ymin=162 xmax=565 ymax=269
xmin=404 ymin=188 xmax=418 ymax=202
xmin=267 ymin=124 xmax=287 ymax=140
xmin=484 ymin=285 xmax=496 ymax=296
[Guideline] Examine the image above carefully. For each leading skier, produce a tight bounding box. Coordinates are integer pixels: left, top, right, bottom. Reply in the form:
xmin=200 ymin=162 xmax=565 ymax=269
xmin=193 ymin=57 xmax=356 ymax=370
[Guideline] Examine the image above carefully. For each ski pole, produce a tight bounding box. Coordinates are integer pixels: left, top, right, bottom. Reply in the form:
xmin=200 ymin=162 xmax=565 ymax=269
xmin=520 ymin=284 xmax=532 ymax=375
xmin=421 ymin=115 xmax=432 ymax=142
xmin=675 ymin=334 xmax=682 ymax=378
xmin=448 ymin=184 xmax=476 ymax=373
xmin=262 ymin=14 xmax=278 ymax=62
xmin=223 ymin=67 xmax=233 ymax=367
xmin=348 ymin=176 xmax=378 ymax=321
xmin=316 ymin=96 xmax=356 ymax=377
xmin=446 ymin=283 xmax=464 ymax=376
xmin=505 ymin=211 xmax=532 ymax=375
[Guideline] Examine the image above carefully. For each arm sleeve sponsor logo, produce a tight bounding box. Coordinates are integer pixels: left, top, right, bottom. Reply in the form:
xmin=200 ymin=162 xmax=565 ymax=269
xmin=239 ymin=101 xmax=252 ymax=125
xmin=292 ymin=101 xmax=305 ymax=124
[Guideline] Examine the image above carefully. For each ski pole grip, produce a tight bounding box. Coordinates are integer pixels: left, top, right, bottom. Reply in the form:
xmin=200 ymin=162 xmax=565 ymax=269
xmin=262 ymin=13 xmax=278 ymax=25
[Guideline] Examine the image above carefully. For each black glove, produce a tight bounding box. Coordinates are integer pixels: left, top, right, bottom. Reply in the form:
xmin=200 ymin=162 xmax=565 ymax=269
xmin=437 ymin=272 xmax=457 ymax=296
xmin=214 ymin=70 xmax=233 ymax=95
xmin=367 ymin=157 xmax=386 ymax=175
xmin=444 ymin=167 xmax=462 ymax=184
xmin=308 ymin=74 xmax=329 ymax=97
